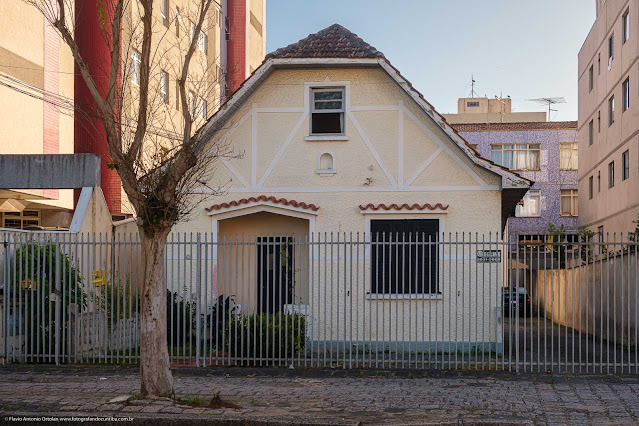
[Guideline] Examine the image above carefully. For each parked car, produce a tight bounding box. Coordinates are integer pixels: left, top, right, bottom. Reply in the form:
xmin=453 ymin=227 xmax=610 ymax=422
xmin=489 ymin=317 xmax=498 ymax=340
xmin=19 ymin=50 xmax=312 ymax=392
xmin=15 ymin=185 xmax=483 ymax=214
xmin=503 ymin=287 xmax=533 ymax=317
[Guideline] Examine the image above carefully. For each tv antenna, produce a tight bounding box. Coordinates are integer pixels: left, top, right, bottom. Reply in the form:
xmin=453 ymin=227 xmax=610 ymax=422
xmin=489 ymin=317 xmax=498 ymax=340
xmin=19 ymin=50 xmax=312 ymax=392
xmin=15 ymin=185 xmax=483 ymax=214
xmin=526 ymin=97 xmax=566 ymax=121
xmin=468 ymin=75 xmax=480 ymax=98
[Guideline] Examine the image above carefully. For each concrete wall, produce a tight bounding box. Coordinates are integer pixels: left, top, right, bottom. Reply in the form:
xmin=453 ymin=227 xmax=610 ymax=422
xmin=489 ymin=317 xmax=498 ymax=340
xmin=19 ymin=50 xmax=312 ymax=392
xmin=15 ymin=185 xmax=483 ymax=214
xmin=528 ymin=252 xmax=638 ymax=348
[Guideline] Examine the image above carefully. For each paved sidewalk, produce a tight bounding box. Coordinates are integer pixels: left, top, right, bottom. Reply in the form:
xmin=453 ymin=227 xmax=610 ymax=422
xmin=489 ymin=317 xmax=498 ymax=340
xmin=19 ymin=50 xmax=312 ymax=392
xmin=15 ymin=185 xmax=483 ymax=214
xmin=0 ymin=366 xmax=638 ymax=425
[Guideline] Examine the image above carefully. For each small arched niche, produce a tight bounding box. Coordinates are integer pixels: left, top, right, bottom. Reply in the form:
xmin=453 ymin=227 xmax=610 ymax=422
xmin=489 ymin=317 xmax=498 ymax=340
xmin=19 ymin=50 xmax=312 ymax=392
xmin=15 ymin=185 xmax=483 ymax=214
xmin=316 ymin=151 xmax=336 ymax=176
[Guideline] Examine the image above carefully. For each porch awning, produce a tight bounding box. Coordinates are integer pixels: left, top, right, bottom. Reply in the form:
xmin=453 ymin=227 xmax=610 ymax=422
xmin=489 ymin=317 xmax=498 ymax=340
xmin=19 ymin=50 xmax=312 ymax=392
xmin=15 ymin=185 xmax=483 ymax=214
xmin=205 ymin=195 xmax=319 ymax=213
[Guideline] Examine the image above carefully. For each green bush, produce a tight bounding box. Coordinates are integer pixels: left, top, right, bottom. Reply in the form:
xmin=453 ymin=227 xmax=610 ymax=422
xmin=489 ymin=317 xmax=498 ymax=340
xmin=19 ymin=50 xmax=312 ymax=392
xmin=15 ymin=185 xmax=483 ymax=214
xmin=225 ymin=312 xmax=306 ymax=360
xmin=12 ymin=240 xmax=87 ymax=360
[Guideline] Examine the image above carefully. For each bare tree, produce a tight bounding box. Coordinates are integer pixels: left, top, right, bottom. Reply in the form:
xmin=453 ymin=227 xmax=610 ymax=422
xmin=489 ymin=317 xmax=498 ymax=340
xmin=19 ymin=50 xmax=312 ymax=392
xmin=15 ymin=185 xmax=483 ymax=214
xmin=26 ymin=0 xmax=235 ymax=397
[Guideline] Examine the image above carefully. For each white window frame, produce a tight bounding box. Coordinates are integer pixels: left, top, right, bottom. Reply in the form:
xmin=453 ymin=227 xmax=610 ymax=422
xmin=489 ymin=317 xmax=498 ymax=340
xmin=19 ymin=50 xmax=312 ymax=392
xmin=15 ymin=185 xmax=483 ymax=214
xmin=131 ymin=49 xmax=141 ymax=86
xmin=189 ymin=91 xmax=195 ymax=118
xmin=515 ymin=190 xmax=541 ymax=218
xmin=490 ymin=143 xmax=541 ymax=171
xmin=310 ymin=87 xmax=345 ymax=136
xmin=160 ymin=70 xmax=168 ymax=103
xmin=198 ymin=30 xmax=208 ymax=54
xmin=623 ymin=78 xmax=630 ymax=112
xmin=161 ymin=0 xmax=168 ymax=26
xmin=559 ymin=142 xmax=578 ymax=170
xmin=198 ymin=96 xmax=207 ymax=119
xmin=623 ymin=9 xmax=630 ymax=43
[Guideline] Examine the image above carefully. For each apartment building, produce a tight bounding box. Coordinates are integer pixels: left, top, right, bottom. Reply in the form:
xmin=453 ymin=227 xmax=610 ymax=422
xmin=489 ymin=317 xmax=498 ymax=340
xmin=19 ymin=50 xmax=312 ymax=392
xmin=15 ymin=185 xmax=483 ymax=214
xmin=578 ymin=0 xmax=639 ymax=237
xmin=0 ymin=1 xmax=76 ymax=229
xmin=447 ymin=98 xmax=579 ymax=240
xmin=75 ymin=0 xmax=266 ymax=216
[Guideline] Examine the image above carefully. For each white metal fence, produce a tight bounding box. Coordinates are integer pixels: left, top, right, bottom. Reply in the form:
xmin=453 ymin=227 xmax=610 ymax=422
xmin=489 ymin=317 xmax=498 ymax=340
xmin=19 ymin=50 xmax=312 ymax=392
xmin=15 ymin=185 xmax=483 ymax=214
xmin=0 ymin=230 xmax=637 ymax=373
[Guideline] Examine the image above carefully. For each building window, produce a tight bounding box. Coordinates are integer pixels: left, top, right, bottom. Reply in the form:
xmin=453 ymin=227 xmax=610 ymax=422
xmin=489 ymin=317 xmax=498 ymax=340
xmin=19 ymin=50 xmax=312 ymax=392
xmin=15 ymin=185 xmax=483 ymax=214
xmin=198 ymin=96 xmax=207 ymax=119
xmin=589 ymin=176 xmax=594 ymax=199
xmin=466 ymin=101 xmax=480 ymax=107
xmin=160 ymin=70 xmax=168 ymax=103
xmin=598 ymin=110 xmax=601 ymax=132
xmin=597 ymin=170 xmax=601 ymax=192
xmin=623 ymin=9 xmax=630 ymax=43
xmin=622 ymin=150 xmax=630 ymax=180
xmin=189 ymin=91 xmax=195 ymax=117
xmin=589 ymin=120 xmax=594 ymax=146
xmin=198 ymin=31 xmax=208 ymax=54
xmin=560 ymin=142 xmax=578 ymax=170
xmin=175 ymin=7 xmax=181 ymax=37
xmin=2 ymin=210 xmax=41 ymax=229
xmin=608 ymin=33 xmax=614 ymax=64
xmin=515 ymin=190 xmax=541 ymax=217
xmin=589 ymin=65 xmax=594 ymax=92
xmin=608 ymin=161 xmax=615 ymax=188
xmin=598 ymin=52 xmax=601 ymax=75
xmin=560 ymin=189 xmax=578 ymax=217
xmin=310 ymin=88 xmax=345 ymax=135
xmin=623 ymin=78 xmax=630 ymax=112
xmin=609 ymin=96 xmax=615 ymax=126
xmin=490 ymin=143 xmax=540 ymax=171
xmin=175 ymin=78 xmax=180 ymax=110
xmin=161 ymin=0 xmax=169 ymax=27
xmin=131 ymin=49 xmax=141 ymax=85
xmin=370 ymin=219 xmax=439 ymax=295
xmin=190 ymin=21 xmax=195 ymax=41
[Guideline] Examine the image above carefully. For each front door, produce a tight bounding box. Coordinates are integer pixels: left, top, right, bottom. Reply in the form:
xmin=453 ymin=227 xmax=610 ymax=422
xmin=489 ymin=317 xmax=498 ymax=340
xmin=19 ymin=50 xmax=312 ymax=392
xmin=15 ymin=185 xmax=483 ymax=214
xmin=257 ymin=237 xmax=294 ymax=314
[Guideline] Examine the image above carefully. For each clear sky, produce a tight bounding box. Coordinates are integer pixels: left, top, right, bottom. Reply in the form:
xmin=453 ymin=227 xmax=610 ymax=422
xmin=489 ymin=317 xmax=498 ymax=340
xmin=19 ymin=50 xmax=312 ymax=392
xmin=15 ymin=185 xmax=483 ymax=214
xmin=265 ymin=0 xmax=595 ymax=122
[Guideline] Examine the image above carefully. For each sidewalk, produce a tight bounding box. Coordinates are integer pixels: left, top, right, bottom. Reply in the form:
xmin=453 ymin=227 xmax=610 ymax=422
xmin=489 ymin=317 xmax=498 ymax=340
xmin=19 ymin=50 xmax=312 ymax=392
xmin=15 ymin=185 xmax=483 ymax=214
xmin=0 ymin=366 xmax=638 ymax=425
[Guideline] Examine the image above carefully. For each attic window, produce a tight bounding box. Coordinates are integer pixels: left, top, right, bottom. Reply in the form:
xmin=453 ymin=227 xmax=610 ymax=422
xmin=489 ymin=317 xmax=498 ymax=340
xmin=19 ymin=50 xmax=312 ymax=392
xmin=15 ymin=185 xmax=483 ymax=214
xmin=311 ymin=88 xmax=344 ymax=135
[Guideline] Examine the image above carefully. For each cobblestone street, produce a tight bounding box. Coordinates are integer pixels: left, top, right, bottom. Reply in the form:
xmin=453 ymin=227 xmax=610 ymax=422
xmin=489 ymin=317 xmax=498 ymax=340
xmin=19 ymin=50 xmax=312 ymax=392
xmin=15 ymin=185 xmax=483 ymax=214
xmin=0 ymin=366 xmax=638 ymax=425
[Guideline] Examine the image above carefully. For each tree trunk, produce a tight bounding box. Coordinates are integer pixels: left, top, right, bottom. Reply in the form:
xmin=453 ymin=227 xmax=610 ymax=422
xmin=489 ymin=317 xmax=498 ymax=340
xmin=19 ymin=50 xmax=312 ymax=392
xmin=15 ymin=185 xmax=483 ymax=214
xmin=139 ymin=228 xmax=174 ymax=398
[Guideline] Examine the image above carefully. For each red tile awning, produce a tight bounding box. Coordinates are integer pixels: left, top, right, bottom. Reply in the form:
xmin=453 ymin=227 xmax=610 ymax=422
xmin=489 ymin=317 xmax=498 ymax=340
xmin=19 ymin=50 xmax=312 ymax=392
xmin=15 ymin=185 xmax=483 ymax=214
xmin=359 ymin=203 xmax=448 ymax=212
xmin=205 ymin=195 xmax=319 ymax=213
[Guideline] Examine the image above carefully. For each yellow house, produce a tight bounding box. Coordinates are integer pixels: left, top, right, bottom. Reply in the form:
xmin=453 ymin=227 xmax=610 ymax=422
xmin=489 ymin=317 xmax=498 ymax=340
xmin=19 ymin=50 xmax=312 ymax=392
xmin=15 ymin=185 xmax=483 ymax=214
xmin=172 ymin=25 xmax=531 ymax=352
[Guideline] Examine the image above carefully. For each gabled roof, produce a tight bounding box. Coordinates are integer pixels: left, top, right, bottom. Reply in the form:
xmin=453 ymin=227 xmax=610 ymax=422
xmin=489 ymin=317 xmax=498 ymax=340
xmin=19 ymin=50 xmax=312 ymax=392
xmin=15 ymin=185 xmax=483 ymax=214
xmin=195 ymin=24 xmax=532 ymax=198
xmin=266 ymin=24 xmax=384 ymax=60
xmin=452 ymin=121 xmax=578 ymax=132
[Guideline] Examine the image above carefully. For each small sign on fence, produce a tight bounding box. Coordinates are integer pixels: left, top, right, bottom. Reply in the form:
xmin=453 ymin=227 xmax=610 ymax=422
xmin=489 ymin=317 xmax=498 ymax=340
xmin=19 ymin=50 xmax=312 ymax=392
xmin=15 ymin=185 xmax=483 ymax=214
xmin=476 ymin=249 xmax=501 ymax=263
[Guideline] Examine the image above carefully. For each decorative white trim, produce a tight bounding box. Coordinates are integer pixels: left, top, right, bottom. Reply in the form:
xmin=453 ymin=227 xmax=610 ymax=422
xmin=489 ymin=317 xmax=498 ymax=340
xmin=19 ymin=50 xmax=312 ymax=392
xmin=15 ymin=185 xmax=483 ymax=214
xmin=316 ymin=151 xmax=336 ymax=174
xmin=251 ymin=103 xmax=257 ymax=189
xmin=256 ymin=107 xmax=305 ymax=113
xmin=351 ymin=105 xmax=399 ymax=112
xmin=257 ymin=111 xmax=307 ymax=187
xmin=194 ymin=185 xmax=499 ymax=194
xmin=404 ymin=147 xmax=443 ymax=186
xmin=347 ymin=110 xmax=397 ymax=188
xmin=220 ymin=157 xmax=250 ymax=188
xmin=206 ymin=201 xmax=319 ymax=217
xmin=304 ymin=135 xmax=349 ymax=141
xmin=397 ymin=101 xmax=404 ymax=190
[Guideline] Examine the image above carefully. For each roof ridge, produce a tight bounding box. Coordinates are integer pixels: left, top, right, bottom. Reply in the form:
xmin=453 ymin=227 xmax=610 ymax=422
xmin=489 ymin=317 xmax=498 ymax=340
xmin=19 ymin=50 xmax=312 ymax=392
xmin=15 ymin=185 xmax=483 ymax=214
xmin=265 ymin=24 xmax=384 ymax=60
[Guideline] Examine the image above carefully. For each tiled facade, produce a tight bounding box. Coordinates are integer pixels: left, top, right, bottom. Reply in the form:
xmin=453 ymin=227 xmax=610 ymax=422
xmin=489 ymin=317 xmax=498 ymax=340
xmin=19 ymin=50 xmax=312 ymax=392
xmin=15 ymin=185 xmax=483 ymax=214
xmin=454 ymin=123 xmax=579 ymax=237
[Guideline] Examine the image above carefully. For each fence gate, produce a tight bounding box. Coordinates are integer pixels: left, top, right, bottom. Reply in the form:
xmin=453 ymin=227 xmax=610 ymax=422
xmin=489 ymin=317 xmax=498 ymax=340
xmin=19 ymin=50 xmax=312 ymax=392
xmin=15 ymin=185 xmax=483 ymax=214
xmin=1 ymin=230 xmax=637 ymax=373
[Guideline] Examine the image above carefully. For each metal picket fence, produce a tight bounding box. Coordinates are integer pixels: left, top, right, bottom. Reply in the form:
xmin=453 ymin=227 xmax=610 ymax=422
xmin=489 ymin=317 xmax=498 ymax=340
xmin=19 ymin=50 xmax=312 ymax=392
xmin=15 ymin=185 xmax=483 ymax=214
xmin=0 ymin=230 xmax=637 ymax=373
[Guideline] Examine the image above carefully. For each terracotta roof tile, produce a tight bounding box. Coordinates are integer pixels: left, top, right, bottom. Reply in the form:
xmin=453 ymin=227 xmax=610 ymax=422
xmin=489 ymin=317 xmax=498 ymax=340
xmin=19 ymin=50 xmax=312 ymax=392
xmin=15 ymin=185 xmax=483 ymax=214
xmin=451 ymin=121 xmax=577 ymax=132
xmin=266 ymin=24 xmax=384 ymax=60
xmin=359 ymin=203 xmax=449 ymax=212
xmin=205 ymin=195 xmax=319 ymax=212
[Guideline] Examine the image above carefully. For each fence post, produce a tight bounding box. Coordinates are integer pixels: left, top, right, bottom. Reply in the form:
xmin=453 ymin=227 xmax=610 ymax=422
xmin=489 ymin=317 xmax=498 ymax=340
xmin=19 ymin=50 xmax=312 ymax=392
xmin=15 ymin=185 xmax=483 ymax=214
xmin=196 ymin=233 xmax=201 ymax=367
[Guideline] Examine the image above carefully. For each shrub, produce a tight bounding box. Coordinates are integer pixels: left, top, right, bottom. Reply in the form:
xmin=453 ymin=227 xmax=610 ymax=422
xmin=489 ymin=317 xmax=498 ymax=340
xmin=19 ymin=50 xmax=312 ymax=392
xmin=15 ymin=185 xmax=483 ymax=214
xmin=166 ymin=288 xmax=197 ymax=347
xmin=225 ymin=312 xmax=306 ymax=360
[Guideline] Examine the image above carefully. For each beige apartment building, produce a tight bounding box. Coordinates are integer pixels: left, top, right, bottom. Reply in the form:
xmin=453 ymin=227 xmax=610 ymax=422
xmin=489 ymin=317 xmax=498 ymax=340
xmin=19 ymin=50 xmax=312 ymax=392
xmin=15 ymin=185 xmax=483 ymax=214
xmin=0 ymin=0 xmax=76 ymax=229
xmin=578 ymin=0 xmax=639 ymax=237
xmin=443 ymin=97 xmax=546 ymax=124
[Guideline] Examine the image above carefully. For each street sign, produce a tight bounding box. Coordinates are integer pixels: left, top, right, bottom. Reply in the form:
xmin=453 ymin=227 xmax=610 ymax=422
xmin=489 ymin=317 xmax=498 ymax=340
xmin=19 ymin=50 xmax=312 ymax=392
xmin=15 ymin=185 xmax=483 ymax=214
xmin=477 ymin=249 xmax=501 ymax=263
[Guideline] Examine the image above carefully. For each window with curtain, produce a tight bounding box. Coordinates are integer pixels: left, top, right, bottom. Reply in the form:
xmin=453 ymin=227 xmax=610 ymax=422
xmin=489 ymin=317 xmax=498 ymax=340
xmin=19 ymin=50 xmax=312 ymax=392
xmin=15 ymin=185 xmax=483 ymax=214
xmin=515 ymin=190 xmax=541 ymax=217
xmin=490 ymin=144 xmax=540 ymax=170
xmin=560 ymin=143 xmax=578 ymax=170
xmin=560 ymin=189 xmax=578 ymax=217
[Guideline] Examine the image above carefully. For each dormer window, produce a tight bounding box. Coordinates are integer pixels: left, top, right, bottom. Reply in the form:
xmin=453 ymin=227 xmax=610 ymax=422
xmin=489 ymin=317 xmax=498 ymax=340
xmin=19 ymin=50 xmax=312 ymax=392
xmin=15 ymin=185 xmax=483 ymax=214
xmin=311 ymin=88 xmax=344 ymax=135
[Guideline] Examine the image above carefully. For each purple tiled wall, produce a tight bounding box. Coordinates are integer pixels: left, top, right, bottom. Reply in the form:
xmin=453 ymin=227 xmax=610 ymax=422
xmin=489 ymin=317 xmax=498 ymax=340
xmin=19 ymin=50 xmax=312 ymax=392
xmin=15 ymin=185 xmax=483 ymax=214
xmin=459 ymin=128 xmax=579 ymax=236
